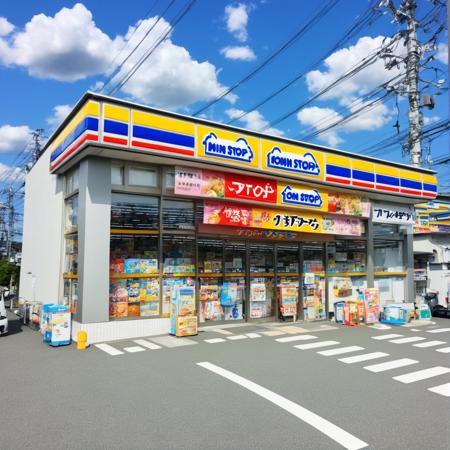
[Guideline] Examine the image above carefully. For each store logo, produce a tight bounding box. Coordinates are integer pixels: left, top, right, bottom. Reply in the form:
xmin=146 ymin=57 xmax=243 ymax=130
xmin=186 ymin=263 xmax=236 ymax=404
xmin=266 ymin=147 xmax=320 ymax=176
xmin=281 ymin=185 xmax=323 ymax=208
xmin=202 ymin=132 xmax=254 ymax=163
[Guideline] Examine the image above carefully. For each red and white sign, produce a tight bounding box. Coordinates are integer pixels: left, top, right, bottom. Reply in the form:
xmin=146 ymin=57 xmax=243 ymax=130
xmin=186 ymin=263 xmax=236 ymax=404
xmin=224 ymin=173 xmax=277 ymax=203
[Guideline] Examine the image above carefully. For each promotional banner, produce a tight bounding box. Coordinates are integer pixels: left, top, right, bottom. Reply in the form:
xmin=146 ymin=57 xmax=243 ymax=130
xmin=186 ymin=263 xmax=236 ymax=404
xmin=372 ymin=203 xmax=415 ymax=224
xmin=203 ymin=201 xmax=361 ymax=236
xmin=328 ymin=193 xmax=371 ymax=217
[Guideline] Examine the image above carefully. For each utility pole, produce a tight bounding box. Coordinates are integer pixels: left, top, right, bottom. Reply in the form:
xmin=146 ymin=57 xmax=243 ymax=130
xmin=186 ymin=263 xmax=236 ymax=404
xmin=30 ymin=128 xmax=45 ymax=167
xmin=6 ymin=185 xmax=14 ymax=260
xmin=405 ymin=0 xmax=422 ymax=167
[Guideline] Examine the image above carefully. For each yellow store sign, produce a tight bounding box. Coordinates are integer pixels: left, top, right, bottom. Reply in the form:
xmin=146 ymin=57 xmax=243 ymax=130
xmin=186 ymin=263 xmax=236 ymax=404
xmin=252 ymin=208 xmax=323 ymax=233
xmin=197 ymin=125 xmax=259 ymax=168
xmin=277 ymin=182 xmax=328 ymax=212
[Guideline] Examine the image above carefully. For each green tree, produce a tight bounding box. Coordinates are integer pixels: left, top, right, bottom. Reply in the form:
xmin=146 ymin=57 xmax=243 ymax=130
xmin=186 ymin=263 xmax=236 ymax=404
xmin=0 ymin=259 xmax=20 ymax=287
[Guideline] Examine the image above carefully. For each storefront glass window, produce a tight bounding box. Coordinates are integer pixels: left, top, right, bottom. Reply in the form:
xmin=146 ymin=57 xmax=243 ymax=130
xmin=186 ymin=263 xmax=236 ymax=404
xmin=163 ymin=199 xmax=195 ymax=230
xmin=327 ymin=240 xmax=367 ymax=274
xmin=65 ymin=168 xmax=79 ymax=195
xmin=373 ymin=223 xmax=400 ymax=236
xmin=129 ymin=166 xmax=159 ymax=187
xmin=277 ymin=244 xmax=299 ymax=320
xmin=64 ymin=193 xmax=78 ymax=311
xmin=111 ymin=194 xmax=159 ymax=229
xmin=111 ymin=165 xmax=124 ymax=185
xmin=374 ymin=240 xmax=404 ymax=272
xmin=303 ymin=243 xmax=326 ymax=321
xmin=374 ymin=277 xmax=405 ymax=305
xmin=249 ymin=243 xmax=275 ymax=319
xmin=277 ymin=244 xmax=299 ymax=274
xmin=65 ymin=195 xmax=78 ymax=234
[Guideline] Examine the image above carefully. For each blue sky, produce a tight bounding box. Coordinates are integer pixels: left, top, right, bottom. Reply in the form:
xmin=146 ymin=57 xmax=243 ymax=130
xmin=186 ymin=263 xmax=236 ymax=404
xmin=0 ymin=0 xmax=448 ymax=205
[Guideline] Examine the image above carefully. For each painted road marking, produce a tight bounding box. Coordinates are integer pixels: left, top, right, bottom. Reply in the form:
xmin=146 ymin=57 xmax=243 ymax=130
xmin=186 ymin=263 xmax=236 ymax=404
xmin=95 ymin=343 xmax=124 ymax=356
xmin=260 ymin=330 xmax=286 ymax=337
xmin=123 ymin=346 xmax=146 ymax=353
xmin=427 ymin=328 xmax=450 ymax=334
xmin=204 ymin=338 xmax=226 ymax=343
xmin=197 ymin=362 xmax=368 ymax=450
xmin=410 ymin=329 xmax=420 ymax=332
xmin=133 ymin=339 xmax=162 ymax=350
xmin=212 ymin=329 xmax=234 ymax=335
xmin=364 ymin=358 xmax=418 ymax=373
xmin=371 ymin=334 xmax=403 ymax=340
xmin=413 ymin=340 xmax=447 ymax=348
xmin=339 ymin=352 xmax=389 ymax=364
xmin=246 ymin=333 xmax=261 ymax=338
xmin=276 ymin=335 xmax=318 ymax=343
xmin=318 ymin=346 xmax=364 ymax=356
xmin=393 ymin=366 xmax=450 ymax=384
xmin=389 ymin=336 xmax=426 ymax=344
xmin=428 ymin=383 xmax=450 ymax=397
xmin=294 ymin=341 xmax=340 ymax=350
xmin=150 ymin=336 xmax=197 ymax=347
xmin=436 ymin=347 xmax=450 ymax=353
xmin=368 ymin=324 xmax=391 ymax=330
xmin=227 ymin=335 xmax=248 ymax=340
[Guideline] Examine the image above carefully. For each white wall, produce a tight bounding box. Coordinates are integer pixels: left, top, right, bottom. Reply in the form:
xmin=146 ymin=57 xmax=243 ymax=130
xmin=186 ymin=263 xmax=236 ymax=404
xmin=19 ymin=149 xmax=64 ymax=304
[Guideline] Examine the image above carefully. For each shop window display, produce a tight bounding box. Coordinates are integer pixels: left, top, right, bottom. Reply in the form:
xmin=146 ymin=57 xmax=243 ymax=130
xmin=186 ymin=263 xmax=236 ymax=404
xmin=277 ymin=244 xmax=299 ymax=319
xmin=374 ymin=240 xmax=404 ymax=272
xmin=223 ymin=241 xmax=246 ymax=320
xmin=64 ymin=193 xmax=78 ymax=311
xmin=303 ymin=244 xmax=326 ymax=321
xmin=111 ymin=194 xmax=159 ymax=230
xmin=249 ymin=243 xmax=275 ymax=319
xmin=163 ymin=235 xmax=196 ymax=317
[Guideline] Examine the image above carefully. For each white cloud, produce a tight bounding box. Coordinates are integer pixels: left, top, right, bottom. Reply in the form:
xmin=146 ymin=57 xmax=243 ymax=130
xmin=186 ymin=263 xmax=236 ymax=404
xmin=0 ymin=4 xmax=123 ymax=81
xmin=0 ymin=5 xmax=232 ymax=111
xmin=0 ymin=17 xmax=14 ymax=36
xmin=115 ymin=17 xmax=232 ymax=110
xmin=226 ymin=108 xmax=284 ymax=136
xmin=0 ymin=162 xmax=24 ymax=183
xmin=225 ymin=3 xmax=249 ymax=42
xmin=436 ymin=43 xmax=448 ymax=64
xmin=305 ymin=35 xmax=404 ymax=105
xmin=0 ymin=125 xmax=32 ymax=153
xmin=46 ymin=105 xmax=72 ymax=129
xmin=220 ymin=45 xmax=256 ymax=61
xmin=423 ymin=115 xmax=440 ymax=125
xmin=297 ymin=106 xmax=343 ymax=146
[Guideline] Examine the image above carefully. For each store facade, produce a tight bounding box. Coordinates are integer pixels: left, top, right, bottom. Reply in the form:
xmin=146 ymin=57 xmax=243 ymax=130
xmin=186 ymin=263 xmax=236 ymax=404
xmin=19 ymin=93 xmax=438 ymax=343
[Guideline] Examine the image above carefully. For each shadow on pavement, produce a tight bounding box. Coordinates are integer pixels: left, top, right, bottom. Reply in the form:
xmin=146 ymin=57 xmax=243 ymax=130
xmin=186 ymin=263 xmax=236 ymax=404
xmin=3 ymin=310 xmax=24 ymax=336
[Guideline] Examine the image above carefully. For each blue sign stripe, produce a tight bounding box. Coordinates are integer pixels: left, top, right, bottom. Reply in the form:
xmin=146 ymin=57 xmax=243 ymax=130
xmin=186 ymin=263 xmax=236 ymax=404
xmin=50 ymin=117 xmax=99 ymax=162
xmin=133 ymin=125 xmax=194 ymax=148
xmin=104 ymin=119 xmax=128 ymax=136
xmin=326 ymin=164 xmax=351 ymax=178
xmin=352 ymin=169 xmax=374 ymax=182
xmin=423 ymin=183 xmax=437 ymax=192
xmin=376 ymin=174 xmax=399 ymax=186
xmin=400 ymin=178 xmax=422 ymax=190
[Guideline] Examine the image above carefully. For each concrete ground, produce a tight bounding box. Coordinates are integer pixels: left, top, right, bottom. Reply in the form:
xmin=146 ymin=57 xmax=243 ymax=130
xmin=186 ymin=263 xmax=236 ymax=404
xmin=1 ymin=311 xmax=450 ymax=450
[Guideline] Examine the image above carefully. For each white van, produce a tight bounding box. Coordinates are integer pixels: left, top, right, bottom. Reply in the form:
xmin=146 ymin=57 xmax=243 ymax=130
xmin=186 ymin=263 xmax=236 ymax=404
xmin=0 ymin=291 xmax=8 ymax=335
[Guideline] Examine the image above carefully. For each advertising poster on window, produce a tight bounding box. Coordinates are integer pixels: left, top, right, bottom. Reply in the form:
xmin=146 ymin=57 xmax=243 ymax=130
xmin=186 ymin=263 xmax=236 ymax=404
xmin=328 ymin=193 xmax=370 ymax=217
xmin=204 ymin=202 xmax=253 ymax=226
xmin=322 ymin=216 xmax=362 ymax=236
xmin=373 ymin=203 xmax=415 ymax=224
xmin=280 ymin=284 xmax=298 ymax=317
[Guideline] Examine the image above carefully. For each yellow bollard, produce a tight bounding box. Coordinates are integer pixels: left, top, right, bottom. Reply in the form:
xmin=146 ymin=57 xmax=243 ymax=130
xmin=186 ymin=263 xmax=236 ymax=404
xmin=77 ymin=330 xmax=88 ymax=350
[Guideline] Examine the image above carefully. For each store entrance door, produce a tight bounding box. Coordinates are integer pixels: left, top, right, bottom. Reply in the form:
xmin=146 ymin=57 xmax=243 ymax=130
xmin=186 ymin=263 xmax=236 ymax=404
xmin=248 ymin=242 xmax=276 ymax=320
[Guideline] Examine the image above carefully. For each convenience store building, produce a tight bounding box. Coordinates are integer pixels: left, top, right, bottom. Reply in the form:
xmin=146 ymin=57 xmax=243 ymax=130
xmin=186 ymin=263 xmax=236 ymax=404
xmin=19 ymin=92 xmax=438 ymax=343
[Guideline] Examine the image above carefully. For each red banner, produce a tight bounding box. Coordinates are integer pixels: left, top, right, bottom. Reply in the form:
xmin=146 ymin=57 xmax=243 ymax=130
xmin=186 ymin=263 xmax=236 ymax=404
xmin=224 ymin=173 xmax=277 ymax=203
xmin=203 ymin=202 xmax=252 ymax=227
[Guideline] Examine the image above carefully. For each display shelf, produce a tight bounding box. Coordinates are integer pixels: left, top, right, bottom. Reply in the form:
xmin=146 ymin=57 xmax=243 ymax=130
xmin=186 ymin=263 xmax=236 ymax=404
xmin=110 ymin=228 xmax=160 ymax=235
xmin=163 ymin=272 xmax=196 ymax=277
xmin=224 ymin=272 xmax=246 ymax=277
xmin=276 ymin=272 xmax=300 ymax=277
xmin=250 ymin=273 xmax=275 ymax=277
xmin=63 ymin=273 xmax=79 ymax=279
xmin=198 ymin=273 xmax=223 ymax=278
xmin=302 ymin=272 xmax=325 ymax=277
xmin=326 ymin=272 xmax=367 ymax=277
xmin=374 ymin=271 xmax=407 ymax=277
xmin=110 ymin=273 xmax=160 ymax=278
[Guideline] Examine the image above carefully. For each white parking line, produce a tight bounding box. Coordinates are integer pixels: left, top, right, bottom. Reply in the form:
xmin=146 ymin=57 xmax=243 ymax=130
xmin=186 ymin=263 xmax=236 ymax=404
xmin=368 ymin=324 xmax=391 ymax=330
xmin=371 ymin=334 xmax=403 ymax=340
xmin=393 ymin=366 xmax=450 ymax=384
xmin=95 ymin=343 xmax=124 ymax=356
xmin=124 ymin=346 xmax=146 ymax=353
xmin=197 ymin=362 xmax=368 ymax=450
xmin=339 ymin=352 xmax=389 ymax=364
xmin=318 ymin=346 xmax=364 ymax=356
xmin=276 ymin=335 xmax=318 ymax=343
xmin=428 ymin=383 xmax=450 ymax=397
xmin=227 ymin=335 xmax=248 ymax=340
xmin=212 ymin=329 xmax=234 ymax=335
xmin=204 ymin=338 xmax=226 ymax=343
xmin=294 ymin=341 xmax=340 ymax=350
xmin=364 ymin=358 xmax=418 ymax=373
xmin=246 ymin=333 xmax=261 ymax=338
xmin=260 ymin=330 xmax=286 ymax=336
xmin=436 ymin=347 xmax=450 ymax=353
xmin=134 ymin=339 xmax=162 ymax=350
xmin=427 ymin=328 xmax=450 ymax=334
xmin=413 ymin=340 xmax=446 ymax=348
xmin=389 ymin=336 xmax=426 ymax=344
xmin=150 ymin=336 xmax=197 ymax=347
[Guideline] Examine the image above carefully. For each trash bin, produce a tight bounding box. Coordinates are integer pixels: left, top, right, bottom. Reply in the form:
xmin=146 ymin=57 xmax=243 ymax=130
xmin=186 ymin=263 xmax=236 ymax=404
xmin=334 ymin=302 xmax=345 ymax=324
